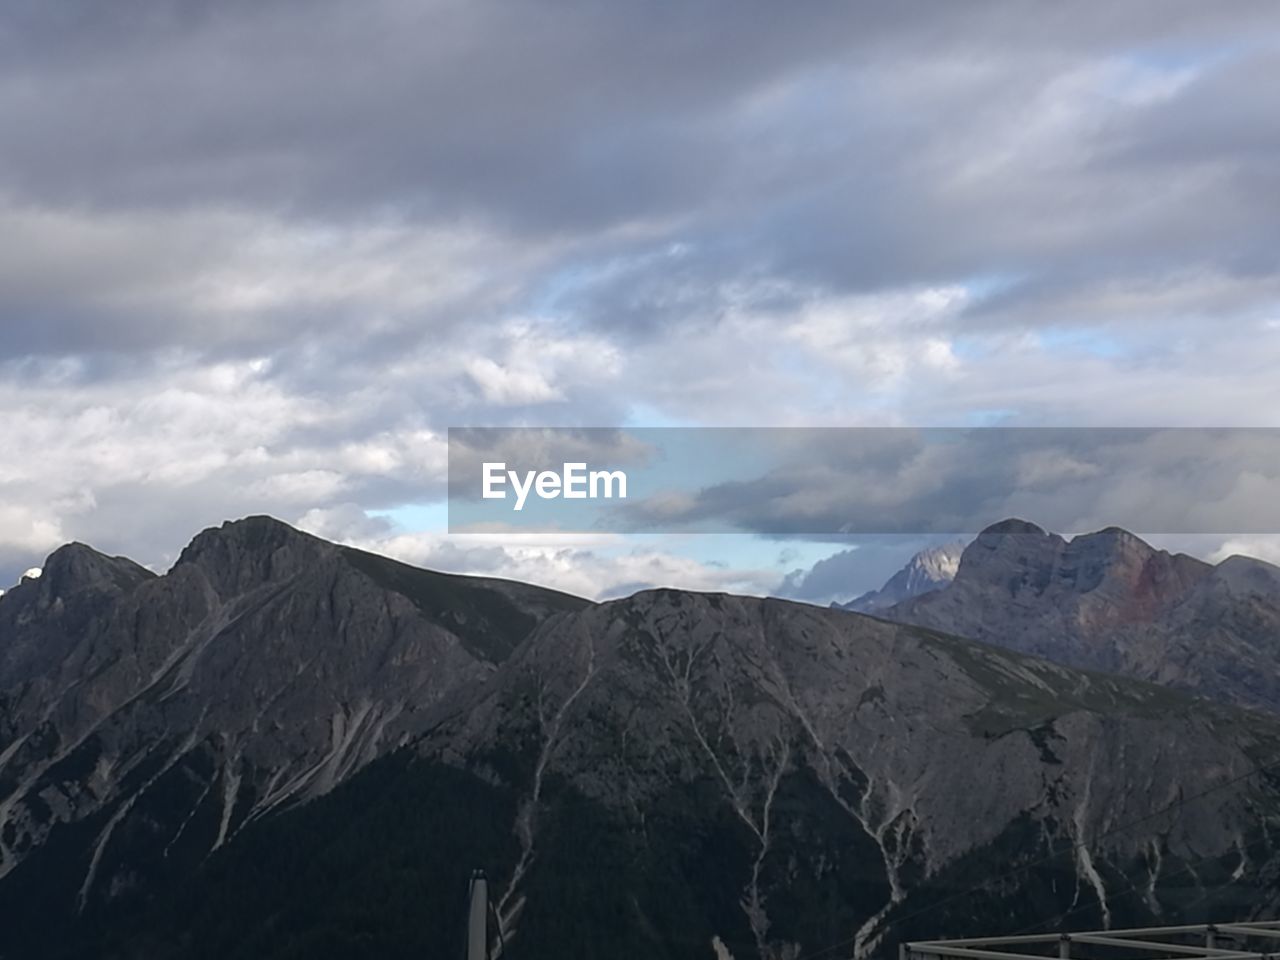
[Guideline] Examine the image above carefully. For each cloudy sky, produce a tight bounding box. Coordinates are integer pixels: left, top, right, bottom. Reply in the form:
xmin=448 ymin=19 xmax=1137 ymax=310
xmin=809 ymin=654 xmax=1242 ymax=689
xmin=3 ymin=1 xmax=1280 ymax=602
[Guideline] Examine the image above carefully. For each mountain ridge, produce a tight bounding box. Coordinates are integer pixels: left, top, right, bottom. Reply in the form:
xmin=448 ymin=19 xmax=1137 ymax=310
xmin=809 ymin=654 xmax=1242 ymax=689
xmin=134 ymin=583 xmax=1280 ymax=959
xmin=884 ymin=518 xmax=1280 ymax=714
xmin=0 ymin=515 xmax=586 ymax=938
xmin=5 ymin=516 xmax=1280 ymax=959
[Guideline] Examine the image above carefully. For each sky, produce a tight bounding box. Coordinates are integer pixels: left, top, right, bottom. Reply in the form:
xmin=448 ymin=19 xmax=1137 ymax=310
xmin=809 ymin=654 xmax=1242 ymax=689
xmin=3 ymin=1 xmax=1280 ymax=603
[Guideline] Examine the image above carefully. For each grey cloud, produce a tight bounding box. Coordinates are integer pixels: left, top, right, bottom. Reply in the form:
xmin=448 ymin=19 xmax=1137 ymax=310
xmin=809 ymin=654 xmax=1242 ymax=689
xmin=4 ymin=0 xmax=1280 ymax=361
xmin=4 ymin=2 xmax=1274 ymax=232
xmin=0 ymin=1 xmax=884 ymax=226
xmin=611 ymin=429 xmax=1280 ymax=537
xmin=3 ymin=1 xmax=1280 ymax=582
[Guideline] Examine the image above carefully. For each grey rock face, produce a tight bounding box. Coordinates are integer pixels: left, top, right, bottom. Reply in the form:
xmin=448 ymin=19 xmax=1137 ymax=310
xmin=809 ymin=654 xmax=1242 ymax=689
xmin=426 ymin=589 xmax=1280 ymax=958
xmin=6 ymin=517 xmax=1280 ymax=960
xmin=838 ymin=542 xmax=964 ymax=614
xmin=888 ymin=519 xmax=1280 ymax=713
xmin=0 ymin=516 xmax=585 ymax=904
xmin=1 ymin=544 xmax=151 ymax=685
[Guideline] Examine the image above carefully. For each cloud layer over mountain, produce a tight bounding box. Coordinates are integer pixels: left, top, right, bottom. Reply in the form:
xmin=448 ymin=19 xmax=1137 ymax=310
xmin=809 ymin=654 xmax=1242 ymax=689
xmin=3 ymin=1 xmax=1280 ymax=593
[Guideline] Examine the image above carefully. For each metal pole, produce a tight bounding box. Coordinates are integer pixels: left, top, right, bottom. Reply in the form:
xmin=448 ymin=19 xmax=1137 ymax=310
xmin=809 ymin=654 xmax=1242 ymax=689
xmin=468 ymin=870 xmax=489 ymax=960
xmin=1059 ymin=934 xmax=1071 ymax=960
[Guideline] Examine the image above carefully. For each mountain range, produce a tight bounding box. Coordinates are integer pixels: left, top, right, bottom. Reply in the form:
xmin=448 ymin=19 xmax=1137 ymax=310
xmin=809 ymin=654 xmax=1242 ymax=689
xmin=3 ymin=517 xmax=1280 ymax=959
xmin=878 ymin=519 xmax=1280 ymax=715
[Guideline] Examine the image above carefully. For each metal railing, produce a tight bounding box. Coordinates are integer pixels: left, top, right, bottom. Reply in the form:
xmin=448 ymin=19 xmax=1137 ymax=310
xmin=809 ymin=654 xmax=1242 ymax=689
xmin=905 ymin=922 xmax=1280 ymax=960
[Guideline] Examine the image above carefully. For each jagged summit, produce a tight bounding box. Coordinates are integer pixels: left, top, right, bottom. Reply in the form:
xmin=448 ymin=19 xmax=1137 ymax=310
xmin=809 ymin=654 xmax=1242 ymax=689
xmin=0 ymin=542 xmax=151 ymax=605
xmin=177 ymin=514 xmax=327 ymax=561
xmin=955 ymin=521 xmax=1207 ymax=598
xmin=838 ymin=540 xmax=965 ymax=614
xmin=1212 ymin=553 xmax=1280 ymax=595
xmin=838 ymin=522 xmax=1181 ymax=623
xmin=974 ymin=518 xmax=1157 ymax=545
xmin=39 ymin=541 xmax=155 ymax=595
xmin=884 ymin=520 xmax=1280 ymax=713
xmin=1203 ymin=552 xmax=1280 ymax=604
xmin=0 ymin=543 xmax=153 ymax=695
xmin=978 ymin=518 xmax=1049 ymax=538
xmin=173 ymin=515 xmax=336 ymax=598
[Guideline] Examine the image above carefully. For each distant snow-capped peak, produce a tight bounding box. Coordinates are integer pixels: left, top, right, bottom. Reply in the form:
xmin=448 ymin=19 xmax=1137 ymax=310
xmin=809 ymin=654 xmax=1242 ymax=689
xmin=837 ymin=541 xmax=965 ymax=614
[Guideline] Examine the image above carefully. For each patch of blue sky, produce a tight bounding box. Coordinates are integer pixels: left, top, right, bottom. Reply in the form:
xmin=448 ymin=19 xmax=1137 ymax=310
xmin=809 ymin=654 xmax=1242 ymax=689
xmin=525 ymin=261 xmax=601 ymax=317
xmin=369 ymin=501 xmax=448 ymax=532
xmin=1125 ymin=40 xmax=1246 ymax=76
xmin=740 ymin=61 xmax=858 ymax=146
xmin=962 ymin=271 xmax=1026 ymax=300
xmin=526 ymin=243 xmax=696 ymax=321
xmin=1037 ymin=327 xmax=1128 ymax=359
xmin=962 ymin=409 xmax=1021 ymax=427
xmin=948 ymin=334 xmax=991 ymax=362
xmin=622 ymin=403 xmax=698 ymax=429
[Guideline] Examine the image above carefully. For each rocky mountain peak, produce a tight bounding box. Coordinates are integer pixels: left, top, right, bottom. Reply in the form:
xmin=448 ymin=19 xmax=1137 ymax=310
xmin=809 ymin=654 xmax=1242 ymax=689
xmin=838 ymin=541 xmax=966 ymax=614
xmin=951 ymin=520 xmax=1208 ymax=611
xmin=0 ymin=542 xmax=153 ymax=628
xmin=1067 ymin=525 xmax=1158 ymax=573
xmin=1060 ymin=527 xmax=1209 ymax=612
xmin=882 ymin=521 xmax=1280 ymax=713
xmin=1204 ymin=553 xmax=1280 ymax=598
xmin=174 ymin=515 xmax=335 ymax=598
xmin=911 ymin=542 xmax=964 ymax=580
xmin=977 ymin=518 xmax=1049 ymax=538
xmin=955 ymin=519 xmax=1064 ymax=593
xmin=0 ymin=543 xmax=155 ymax=692
xmin=38 ymin=542 xmax=155 ymax=597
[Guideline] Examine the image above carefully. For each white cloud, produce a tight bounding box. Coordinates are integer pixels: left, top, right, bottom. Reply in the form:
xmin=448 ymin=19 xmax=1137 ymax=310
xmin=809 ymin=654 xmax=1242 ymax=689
xmin=295 ymin=508 xmax=778 ymax=601
xmin=3 ymin=4 xmax=1280 ymax=588
xmin=1209 ymin=536 xmax=1280 ymax=567
xmin=0 ymin=506 xmax=67 ymax=555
